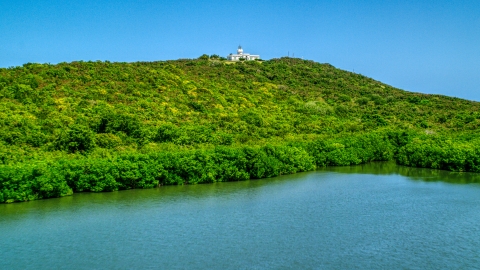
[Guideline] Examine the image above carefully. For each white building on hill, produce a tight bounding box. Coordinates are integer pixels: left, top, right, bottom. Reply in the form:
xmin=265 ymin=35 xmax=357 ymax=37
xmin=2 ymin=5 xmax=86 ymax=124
xmin=227 ymin=46 xmax=260 ymax=61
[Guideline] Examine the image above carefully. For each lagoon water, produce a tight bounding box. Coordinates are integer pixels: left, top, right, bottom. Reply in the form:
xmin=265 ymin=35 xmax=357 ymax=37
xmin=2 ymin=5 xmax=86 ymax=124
xmin=1 ymin=162 xmax=480 ymax=269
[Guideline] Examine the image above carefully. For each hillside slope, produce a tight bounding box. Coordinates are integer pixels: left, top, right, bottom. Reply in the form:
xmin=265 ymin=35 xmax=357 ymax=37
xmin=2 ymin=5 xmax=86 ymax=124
xmin=1 ymin=58 xmax=479 ymax=202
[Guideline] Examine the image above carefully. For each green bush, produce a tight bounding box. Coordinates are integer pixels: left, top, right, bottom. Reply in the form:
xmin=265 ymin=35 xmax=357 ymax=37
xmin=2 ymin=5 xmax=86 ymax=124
xmin=55 ymin=124 xmax=96 ymax=153
xmin=356 ymin=97 xmax=369 ymax=105
xmin=96 ymin=133 xmax=122 ymax=148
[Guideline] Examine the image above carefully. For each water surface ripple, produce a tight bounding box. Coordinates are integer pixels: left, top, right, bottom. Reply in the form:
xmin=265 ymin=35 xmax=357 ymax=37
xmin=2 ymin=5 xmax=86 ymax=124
xmin=1 ymin=163 xmax=480 ymax=269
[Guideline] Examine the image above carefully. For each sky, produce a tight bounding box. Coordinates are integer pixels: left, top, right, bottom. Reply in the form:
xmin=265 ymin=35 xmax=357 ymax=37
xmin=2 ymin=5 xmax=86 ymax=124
xmin=1 ymin=0 xmax=479 ymax=100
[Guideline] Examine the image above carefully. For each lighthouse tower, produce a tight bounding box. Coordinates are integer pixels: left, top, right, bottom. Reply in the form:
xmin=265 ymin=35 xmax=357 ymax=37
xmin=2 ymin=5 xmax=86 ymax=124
xmin=227 ymin=45 xmax=260 ymax=61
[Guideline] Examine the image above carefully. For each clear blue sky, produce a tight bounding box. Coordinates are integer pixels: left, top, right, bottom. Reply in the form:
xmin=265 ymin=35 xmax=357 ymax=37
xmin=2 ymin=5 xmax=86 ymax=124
xmin=1 ymin=0 xmax=479 ymax=100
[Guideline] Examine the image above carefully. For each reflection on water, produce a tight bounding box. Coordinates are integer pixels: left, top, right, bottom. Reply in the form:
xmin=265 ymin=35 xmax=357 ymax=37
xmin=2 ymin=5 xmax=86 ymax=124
xmin=0 ymin=175 xmax=300 ymax=218
xmin=1 ymin=163 xmax=480 ymax=269
xmin=321 ymin=161 xmax=480 ymax=184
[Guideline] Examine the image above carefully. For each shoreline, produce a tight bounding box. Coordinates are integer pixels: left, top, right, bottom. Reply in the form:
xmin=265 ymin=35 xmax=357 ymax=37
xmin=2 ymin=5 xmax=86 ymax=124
xmin=3 ymin=132 xmax=480 ymax=204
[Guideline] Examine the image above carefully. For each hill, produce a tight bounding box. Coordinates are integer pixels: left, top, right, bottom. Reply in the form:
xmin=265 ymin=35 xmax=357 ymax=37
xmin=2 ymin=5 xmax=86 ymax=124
xmin=1 ymin=57 xmax=479 ymax=202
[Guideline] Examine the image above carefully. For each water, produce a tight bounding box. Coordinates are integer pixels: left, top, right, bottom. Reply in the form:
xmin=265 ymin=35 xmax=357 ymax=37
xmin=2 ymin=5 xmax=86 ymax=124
xmin=1 ymin=162 xmax=480 ymax=269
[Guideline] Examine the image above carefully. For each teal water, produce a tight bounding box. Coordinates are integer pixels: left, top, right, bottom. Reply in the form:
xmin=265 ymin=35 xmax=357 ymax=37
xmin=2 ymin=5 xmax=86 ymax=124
xmin=1 ymin=163 xmax=480 ymax=269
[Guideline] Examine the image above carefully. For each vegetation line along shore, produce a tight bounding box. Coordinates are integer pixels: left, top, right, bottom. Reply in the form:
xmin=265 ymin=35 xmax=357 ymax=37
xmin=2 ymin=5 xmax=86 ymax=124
xmin=1 ymin=57 xmax=479 ymax=203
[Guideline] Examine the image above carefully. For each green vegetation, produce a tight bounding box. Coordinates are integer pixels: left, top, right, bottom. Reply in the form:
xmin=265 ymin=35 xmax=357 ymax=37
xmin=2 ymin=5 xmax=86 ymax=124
xmin=1 ymin=57 xmax=479 ymax=203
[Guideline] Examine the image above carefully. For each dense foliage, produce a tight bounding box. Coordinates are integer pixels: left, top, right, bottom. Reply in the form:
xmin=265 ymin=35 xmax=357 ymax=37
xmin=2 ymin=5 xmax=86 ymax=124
xmin=1 ymin=57 xmax=479 ymax=202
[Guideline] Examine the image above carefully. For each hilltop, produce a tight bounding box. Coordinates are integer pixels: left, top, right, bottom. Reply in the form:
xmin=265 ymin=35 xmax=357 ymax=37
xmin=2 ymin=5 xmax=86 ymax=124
xmin=1 ymin=57 xmax=479 ymax=202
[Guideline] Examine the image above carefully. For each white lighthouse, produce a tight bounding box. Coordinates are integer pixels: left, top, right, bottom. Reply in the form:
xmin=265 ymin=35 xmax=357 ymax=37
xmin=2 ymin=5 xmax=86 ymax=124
xmin=227 ymin=46 xmax=260 ymax=61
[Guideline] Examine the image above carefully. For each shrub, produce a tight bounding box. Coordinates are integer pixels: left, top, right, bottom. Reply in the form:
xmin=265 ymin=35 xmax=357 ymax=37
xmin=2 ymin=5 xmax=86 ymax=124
xmin=55 ymin=124 xmax=96 ymax=153
xmin=96 ymin=133 xmax=122 ymax=148
xmin=356 ymin=97 xmax=369 ymax=105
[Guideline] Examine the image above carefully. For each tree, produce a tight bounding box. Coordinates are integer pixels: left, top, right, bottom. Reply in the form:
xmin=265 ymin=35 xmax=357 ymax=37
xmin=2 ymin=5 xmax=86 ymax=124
xmin=55 ymin=124 xmax=96 ymax=153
